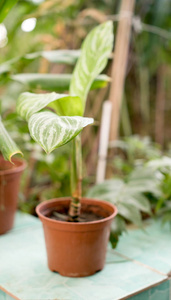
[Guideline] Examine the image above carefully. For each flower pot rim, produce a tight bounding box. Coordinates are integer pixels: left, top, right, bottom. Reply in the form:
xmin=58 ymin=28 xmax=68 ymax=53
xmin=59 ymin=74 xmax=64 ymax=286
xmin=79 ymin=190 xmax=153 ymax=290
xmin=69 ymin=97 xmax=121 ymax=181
xmin=36 ymin=197 xmax=118 ymax=227
xmin=0 ymin=156 xmax=27 ymax=175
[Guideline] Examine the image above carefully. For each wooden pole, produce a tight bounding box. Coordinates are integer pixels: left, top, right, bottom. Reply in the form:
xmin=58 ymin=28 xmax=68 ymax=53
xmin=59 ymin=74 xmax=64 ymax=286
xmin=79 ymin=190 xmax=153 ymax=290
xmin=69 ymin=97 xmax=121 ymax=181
xmin=109 ymin=0 xmax=135 ymax=142
xmin=155 ymin=65 xmax=166 ymax=147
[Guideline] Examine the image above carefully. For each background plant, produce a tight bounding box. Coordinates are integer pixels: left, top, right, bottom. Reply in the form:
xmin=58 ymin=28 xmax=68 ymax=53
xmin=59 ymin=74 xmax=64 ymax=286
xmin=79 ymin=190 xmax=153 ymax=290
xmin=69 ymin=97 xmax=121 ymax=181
xmin=88 ymin=137 xmax=171 ymax=247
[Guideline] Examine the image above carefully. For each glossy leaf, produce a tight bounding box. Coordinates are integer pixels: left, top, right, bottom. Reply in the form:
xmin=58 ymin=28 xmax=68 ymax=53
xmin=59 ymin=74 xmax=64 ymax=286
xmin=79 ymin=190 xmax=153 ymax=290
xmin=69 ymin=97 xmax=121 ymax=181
xmin=0 ymin=118 xmax=22 ymax=162
xmin=28 ymin=111 xmax=94 ymax=153
xmin=16 ymin=92 xmax=82 ymax=120
xmin=11 ymin=74 xmax=110 ymax=93
xmin=70 ymin=21 xmax=114 ymax=110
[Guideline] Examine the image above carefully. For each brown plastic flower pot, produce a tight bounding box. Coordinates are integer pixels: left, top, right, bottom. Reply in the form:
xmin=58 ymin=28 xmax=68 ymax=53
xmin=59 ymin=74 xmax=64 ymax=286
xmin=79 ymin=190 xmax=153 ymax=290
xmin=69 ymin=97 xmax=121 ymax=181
xmin=36 ymin=197 xmax=117 ymax=277
xmin=0 ymin=156 xmax=26 ymax=235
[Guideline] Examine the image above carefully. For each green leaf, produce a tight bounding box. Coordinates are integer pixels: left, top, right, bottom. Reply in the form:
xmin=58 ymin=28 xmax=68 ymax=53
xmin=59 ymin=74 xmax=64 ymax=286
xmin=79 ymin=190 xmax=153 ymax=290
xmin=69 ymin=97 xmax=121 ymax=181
xmin=90 ymin=75 xmax=111 ymax=90
xmin=48 ymin=96 xmax=83 ymax=117
xmin=28 ymin=111 xmax=94 ymax=153
xmin=87 ymin=174 xmax=153 ymax=227
xmin=0 ymin=50 xmax=80 ymax=75
xmin=36 ymin=50 xmax=80 ymax=64
xmin=24 ymin=50 xmax=80 ymax=64
xmin=110 ymin=216 xmax=126 ymax=248
xmin=111 ymin=215 xmax=126 ymax=235
xmin=117 ymin=202 xmax=142 ymax=227
xmin=87 ymin=179 xmax=124 ymax=202
xmin=127 ymin=167 xmax=161 ymax=196
xmin=16 ymin=92 xmax=82 ymax=120
xmin=12 ymin=74 xmax=73 ymax=92
xmin=125 ymin=194 xmax=151 ymax=214
xmin=0 ymin=0 xmax=18 ymax=23
xmin=11 ymin=74 xmax=110 ymax=93
xmin=70 ymin=21 xmax=114 ymax=110
xmin=0 ymin=118 xmax=22 ymax=162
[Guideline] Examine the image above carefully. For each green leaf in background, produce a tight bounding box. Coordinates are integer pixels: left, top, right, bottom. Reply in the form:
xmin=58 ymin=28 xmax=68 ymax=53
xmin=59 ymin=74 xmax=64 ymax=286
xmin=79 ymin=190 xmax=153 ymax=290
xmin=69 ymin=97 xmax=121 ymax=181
xmin=11 ymin=74 xmax=111 ymax=93
xmin=70 ymin=21 xmax=114 ymax=112
xmin=28 ymin=111 xmax=94 ymax=153
xmin=16 ymin=92 xmax=82 ymax=120
xmin=147 ymin=156 xmax=171 ymax=170
xmin=24 ymin=50 xmax=81 ymax=65
xmin=35 ymin=50 xmax=80 ymax=64
xmin=87 ymin=166 xmax=156 ymax=227
xmin=0 ymin=0 xmax=18 ymax=23
xmin=127 ymin=167 xmax=161 ymax=196
xmin=125 ymin=194 xmax=151 ymax=214
xmin=110 ymin=216 xmax=126 ymax=248
xmin=117 ymin=202 xmax=142 ymax=227
xmin=0 ymin=50 xmax=80 ymax=75
xmin=0 ymin=117 xmax=22 ymax=162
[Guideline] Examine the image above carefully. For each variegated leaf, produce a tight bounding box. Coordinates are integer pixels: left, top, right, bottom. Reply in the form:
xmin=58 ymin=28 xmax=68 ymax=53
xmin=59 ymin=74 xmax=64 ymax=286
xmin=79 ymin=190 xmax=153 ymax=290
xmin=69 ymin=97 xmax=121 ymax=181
xmin=16 ymin=92 xmax=82 ymax=120
xmin=0 ymin=118 xmax=22 ymax=162
xmin=28 ymin=111 xmax=94 ymax=153
xmin=70 ymin=21 xmax=114 ymax=110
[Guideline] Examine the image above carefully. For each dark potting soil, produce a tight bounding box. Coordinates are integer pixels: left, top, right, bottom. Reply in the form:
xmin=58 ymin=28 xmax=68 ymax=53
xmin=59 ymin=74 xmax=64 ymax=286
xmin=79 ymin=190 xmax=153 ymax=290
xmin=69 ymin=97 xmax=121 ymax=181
xmin=45 ymin=204 xmax=109 ymax=223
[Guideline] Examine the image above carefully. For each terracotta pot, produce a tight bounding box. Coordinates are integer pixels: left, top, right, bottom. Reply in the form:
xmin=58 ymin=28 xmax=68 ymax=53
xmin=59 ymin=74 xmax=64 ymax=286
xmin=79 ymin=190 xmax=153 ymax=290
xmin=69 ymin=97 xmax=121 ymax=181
xmin=36 ymin=197 xmax=117 ymax=277
xmin=0 ymin=156 xmax=26 ymax=235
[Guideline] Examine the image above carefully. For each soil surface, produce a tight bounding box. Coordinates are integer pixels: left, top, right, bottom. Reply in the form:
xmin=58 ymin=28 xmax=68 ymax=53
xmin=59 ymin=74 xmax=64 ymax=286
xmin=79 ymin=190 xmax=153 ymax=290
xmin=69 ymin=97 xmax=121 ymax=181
xmin=45 ymin=203 xmax=110 ymax=223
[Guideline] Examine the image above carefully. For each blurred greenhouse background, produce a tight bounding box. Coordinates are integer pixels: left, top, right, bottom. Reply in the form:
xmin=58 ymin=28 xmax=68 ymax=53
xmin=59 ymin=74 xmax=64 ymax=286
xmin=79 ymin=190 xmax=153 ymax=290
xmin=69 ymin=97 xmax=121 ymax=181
xmin=0 ymin=0 xmax=171 ymax=242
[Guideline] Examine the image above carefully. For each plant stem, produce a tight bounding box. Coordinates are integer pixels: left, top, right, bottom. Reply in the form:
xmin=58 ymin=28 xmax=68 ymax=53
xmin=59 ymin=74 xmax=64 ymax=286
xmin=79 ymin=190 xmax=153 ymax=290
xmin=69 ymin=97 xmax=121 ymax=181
xmin=69 ymin=134 xmax=82 ymax=219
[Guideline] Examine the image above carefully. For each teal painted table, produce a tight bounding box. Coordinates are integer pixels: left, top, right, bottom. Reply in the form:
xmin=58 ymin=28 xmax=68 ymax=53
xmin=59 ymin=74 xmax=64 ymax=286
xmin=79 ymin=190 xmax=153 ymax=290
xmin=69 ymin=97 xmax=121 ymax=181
xmin=0 ymin=212 xmax=170 ymax=300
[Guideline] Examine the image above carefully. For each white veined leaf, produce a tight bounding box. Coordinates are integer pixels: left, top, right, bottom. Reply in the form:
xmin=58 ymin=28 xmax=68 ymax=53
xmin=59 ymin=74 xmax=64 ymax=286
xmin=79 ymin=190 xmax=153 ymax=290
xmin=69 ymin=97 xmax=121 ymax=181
xmin=16 ymin=92 xmax=81 ymax=121
xmin=70 ymin=21 xmax=114 ymax=111
xmin=0 ymin=118 xmax=22 ymax=162
xmin=28 ymin=111 xmax=94 ymax=153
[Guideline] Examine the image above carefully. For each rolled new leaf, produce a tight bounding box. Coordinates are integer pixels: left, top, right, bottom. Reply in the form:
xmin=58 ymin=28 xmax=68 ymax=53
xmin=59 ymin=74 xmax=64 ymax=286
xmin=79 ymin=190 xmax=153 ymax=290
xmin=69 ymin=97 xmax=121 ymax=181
xmin=28 ymin=111 xmax=94 ymax=153
xmin=16 ymin=92 xmax=83 ymax=120
xmin=0 ymin=118 xmax=22 ymax=162
xmin=70 ymin=21 xmax=114 ymax=111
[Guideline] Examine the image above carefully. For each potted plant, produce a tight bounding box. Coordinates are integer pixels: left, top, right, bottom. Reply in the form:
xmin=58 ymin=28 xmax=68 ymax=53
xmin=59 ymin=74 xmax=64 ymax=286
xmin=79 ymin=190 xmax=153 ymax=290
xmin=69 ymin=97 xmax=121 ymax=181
xmin=0 ymin=118 xmax=26 ymax=234
xmin=16 ymin=21 xmax=117 ymax=277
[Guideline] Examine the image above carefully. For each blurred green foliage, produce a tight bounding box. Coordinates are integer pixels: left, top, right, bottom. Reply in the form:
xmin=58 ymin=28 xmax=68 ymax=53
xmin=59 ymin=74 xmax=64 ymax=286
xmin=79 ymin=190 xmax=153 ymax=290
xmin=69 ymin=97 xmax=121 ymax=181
xmin=88 ymin=136 xmax=171 ymax=247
